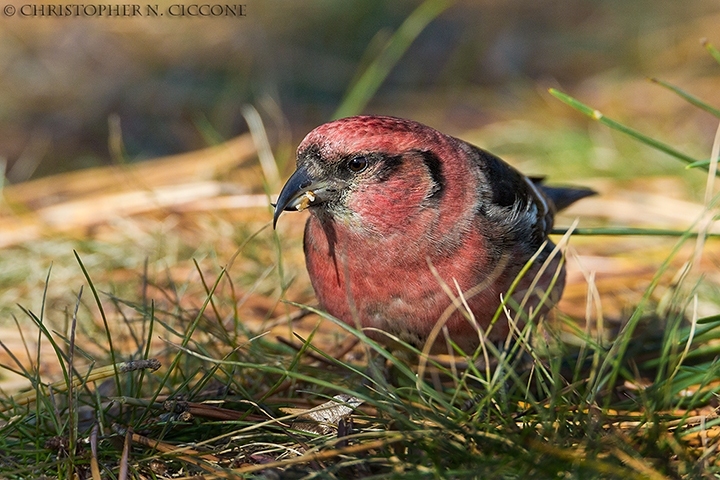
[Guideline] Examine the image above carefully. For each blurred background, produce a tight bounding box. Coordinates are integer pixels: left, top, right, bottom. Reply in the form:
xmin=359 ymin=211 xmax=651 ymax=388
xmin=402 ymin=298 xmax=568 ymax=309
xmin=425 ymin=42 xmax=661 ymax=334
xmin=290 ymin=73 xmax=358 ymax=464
xmin=1 ymin=0 xmax=719 ymax=181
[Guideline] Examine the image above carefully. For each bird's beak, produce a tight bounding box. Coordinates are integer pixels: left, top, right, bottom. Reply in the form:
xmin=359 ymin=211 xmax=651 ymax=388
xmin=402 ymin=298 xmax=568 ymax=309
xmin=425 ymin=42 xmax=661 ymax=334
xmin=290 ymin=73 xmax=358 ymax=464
xmin=273 ymin=166 xmax=327 ymax=228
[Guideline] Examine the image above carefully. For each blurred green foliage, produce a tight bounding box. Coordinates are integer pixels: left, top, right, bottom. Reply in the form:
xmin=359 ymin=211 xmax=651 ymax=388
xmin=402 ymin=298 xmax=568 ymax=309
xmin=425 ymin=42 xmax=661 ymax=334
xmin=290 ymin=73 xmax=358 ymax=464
xmin=0 ymin=0 xmax=718 ymax=180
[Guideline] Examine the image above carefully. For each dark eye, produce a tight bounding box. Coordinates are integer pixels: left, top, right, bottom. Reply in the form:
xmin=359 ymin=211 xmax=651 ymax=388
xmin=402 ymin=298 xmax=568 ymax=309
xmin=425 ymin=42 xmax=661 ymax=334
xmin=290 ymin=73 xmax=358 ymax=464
xmin=347 ymin=155 xmax=368 ymax=173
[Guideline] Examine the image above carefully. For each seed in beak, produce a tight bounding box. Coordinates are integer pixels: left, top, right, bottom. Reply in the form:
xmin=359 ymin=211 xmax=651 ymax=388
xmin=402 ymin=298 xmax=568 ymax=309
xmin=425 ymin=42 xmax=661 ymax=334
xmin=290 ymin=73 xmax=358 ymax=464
xmin=297 ymin=190 xmax=316 ymax=211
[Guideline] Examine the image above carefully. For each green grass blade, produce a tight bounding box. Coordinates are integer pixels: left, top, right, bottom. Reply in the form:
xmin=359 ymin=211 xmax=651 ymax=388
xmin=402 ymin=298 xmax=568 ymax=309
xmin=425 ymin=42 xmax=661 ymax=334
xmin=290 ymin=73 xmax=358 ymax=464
xmin=702 ymin=38 xmax=720 ymax=65
xmin=74 ymin=251 xmax=122 ymax=391
xmin=549 ymin=88 xmax=700 ymax=166
xmin=650 ymin=77 xmax=720 ymax=118
xmin=687 ymin=158 xmax=714 ymax=169
xmin=552 ymin=227 xmax=720 ymax=237
xmin=332 ymin=0 xmax=451 ymax=119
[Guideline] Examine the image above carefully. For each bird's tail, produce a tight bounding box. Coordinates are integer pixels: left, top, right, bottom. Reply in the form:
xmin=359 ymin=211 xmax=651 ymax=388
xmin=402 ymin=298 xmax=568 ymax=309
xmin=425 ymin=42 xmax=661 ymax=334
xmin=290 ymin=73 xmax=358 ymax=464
xmin=536 ymin=183 xmax=596 ymax=212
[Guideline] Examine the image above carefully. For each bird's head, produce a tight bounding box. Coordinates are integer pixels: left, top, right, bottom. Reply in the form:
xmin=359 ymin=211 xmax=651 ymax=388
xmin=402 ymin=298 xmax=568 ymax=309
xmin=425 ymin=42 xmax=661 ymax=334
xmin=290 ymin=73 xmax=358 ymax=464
xmin=273 ymin=116 xmax=454 ymax=233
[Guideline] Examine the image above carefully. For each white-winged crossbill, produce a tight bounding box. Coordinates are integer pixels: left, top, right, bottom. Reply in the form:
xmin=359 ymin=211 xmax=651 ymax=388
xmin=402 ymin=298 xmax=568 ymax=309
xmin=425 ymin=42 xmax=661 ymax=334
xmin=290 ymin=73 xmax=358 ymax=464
xmin=274 ymin=115 xmax=594 ymax=354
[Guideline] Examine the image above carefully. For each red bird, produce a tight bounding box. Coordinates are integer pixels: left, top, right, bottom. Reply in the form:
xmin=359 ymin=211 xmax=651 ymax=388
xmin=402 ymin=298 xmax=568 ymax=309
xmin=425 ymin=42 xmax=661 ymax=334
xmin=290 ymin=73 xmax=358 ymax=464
xmin=274 ymin=116 xmax=593 ymax=354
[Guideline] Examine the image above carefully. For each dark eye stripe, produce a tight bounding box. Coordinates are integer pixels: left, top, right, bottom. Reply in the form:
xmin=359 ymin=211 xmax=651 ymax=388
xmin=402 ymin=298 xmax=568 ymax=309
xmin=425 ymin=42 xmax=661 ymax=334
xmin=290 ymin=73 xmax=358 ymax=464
xmin=417 ymin=150 xmax=445 ymax=199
